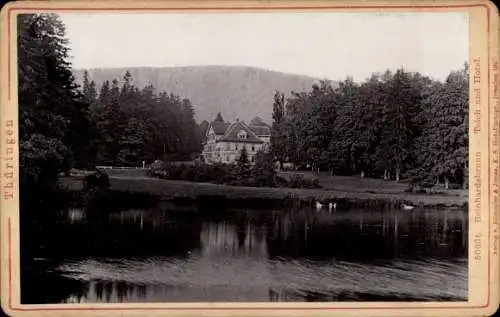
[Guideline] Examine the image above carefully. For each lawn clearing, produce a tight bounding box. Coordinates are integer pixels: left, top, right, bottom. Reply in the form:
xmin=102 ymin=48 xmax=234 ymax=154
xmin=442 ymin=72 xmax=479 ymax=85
xmin=60 ymin=171 xmax=468 ymax=209
xmin=278 ymin=171 xmax=467 ymax=197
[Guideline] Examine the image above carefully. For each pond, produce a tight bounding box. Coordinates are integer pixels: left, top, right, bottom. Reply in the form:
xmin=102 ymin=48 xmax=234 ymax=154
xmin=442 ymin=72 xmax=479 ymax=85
xmin=21 ymin=203 xmax=468 ymax=303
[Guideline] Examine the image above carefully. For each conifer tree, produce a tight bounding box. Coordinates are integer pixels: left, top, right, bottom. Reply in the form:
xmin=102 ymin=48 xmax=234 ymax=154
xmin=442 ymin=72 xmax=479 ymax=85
xmin=251 ymin=150 xmax=276 ymax=187
xmin=235 ymin=147 xmax=251 ymax=180
xmin=214 ymin=112 xmax=224 ymax=122
xmin=18 ymin=13 xmax=93 ymax=191
xmin=271 ymin=91 xmax=287 ymax=167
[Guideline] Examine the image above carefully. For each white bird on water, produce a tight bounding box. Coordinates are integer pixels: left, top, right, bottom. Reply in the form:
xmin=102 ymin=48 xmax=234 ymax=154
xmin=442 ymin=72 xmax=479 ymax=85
xmin=328 ymin=202 xmax=337 ymax=213
xmin=316 ymin=201 xmax=323 ymax=210
xmin=402 ymin=204 xmax=415 ymax=211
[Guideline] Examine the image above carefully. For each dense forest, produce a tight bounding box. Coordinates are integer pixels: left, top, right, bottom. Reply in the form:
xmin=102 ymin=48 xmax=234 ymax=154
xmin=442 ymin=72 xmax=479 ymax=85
xmin=270 ymin=66 xmax=469 ymax=189
xmin=73 ymin=66 xmax=322 ymax=123
xmin=18 ymin=13 xmax=201 ymax=196
xmin=81 ymin=70 xmax=202 ymax=166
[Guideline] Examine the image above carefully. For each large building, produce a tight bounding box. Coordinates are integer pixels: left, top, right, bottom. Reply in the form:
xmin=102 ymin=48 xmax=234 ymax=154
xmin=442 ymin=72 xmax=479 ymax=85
xmin=202 ymin=117 xmax=271 ymax=164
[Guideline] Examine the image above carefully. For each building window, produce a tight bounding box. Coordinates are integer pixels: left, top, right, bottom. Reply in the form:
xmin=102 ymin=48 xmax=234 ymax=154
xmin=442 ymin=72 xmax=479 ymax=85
xmin=226 ymin=156 xmax=229 ymax=162
xmin=251 ymin=156 xmax=254 ymax=162
xmin=237 ymin=130 xmax=247 ymax=140
xmin=252 ymin=145 xmax=255 ymax=151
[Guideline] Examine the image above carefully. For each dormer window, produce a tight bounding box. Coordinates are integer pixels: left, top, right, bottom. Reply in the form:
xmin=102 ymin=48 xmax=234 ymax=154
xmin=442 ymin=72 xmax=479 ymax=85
xmin=237 ymin=130 xmax=247 ymax=140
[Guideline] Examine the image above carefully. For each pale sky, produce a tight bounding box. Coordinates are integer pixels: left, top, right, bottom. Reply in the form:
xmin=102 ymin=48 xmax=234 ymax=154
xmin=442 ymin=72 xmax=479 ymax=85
xmin=60 ymin=12 xmax=469 ymax=82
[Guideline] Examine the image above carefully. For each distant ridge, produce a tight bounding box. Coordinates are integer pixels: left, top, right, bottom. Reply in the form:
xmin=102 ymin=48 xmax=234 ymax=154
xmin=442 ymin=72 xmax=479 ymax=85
xmin=73 ymin=65 xmax=335 ymax=123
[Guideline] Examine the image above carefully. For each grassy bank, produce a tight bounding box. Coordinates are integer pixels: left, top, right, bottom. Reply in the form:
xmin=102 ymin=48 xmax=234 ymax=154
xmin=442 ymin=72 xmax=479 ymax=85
xmin=59 ymin=174 xmax=468 ymax=210
xmin=279 ymin=171 xmax=468 ymax=197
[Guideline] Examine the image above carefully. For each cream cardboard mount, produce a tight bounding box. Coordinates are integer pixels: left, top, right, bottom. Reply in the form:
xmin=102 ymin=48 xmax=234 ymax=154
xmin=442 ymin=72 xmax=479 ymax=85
xmin=0 ymin=1 xmax=499 ymax=316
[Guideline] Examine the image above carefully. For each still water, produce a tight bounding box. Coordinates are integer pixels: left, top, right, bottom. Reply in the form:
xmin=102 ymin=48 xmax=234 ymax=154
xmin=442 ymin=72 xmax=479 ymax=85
xmin=21 ymin=205 xmax=468 ymax=303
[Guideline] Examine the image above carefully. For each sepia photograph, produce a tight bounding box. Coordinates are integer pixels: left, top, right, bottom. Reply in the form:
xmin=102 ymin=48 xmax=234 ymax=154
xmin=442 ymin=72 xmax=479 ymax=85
xmin=1 ymin=0 xmax=499 ymax=316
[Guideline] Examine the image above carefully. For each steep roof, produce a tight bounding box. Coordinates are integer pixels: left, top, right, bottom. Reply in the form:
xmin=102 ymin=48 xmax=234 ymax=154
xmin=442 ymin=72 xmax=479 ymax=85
xmin=208 ymin=121 xmax=231 ymax=135
xmin=248 ymin=125 xmax=271 ymax=137
xmin=250 ymin=116 xmax=267 ymax=126
xmin=217 ymin=121 xmax=263 ymax=144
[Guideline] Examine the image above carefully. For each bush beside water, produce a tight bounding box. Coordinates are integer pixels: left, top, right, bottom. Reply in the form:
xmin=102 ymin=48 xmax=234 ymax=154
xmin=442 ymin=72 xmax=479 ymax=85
xmin=83 ymin=170 xmax=110 ymax=190
xmin=147 ymin=161 xmax=321 ymax=190
xmin=64 ymin=166 xmax=466 ymax=215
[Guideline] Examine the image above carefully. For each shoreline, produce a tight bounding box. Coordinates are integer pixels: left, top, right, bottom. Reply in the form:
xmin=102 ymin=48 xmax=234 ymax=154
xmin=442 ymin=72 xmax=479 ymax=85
xmin=59 ymin=176 xmax=468 ymax=210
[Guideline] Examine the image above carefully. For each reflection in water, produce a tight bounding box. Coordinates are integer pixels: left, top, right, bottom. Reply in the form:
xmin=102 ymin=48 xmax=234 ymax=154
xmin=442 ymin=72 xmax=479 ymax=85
xmin=56 ymin=259 xmax=465 ymax=303
xmin=22 ymin=206 xmax=468 ymax=303
xmin=200 ymin=222 xmax=268 ymax=258
xmin=68 ymin=208 xmax=85 ymax=224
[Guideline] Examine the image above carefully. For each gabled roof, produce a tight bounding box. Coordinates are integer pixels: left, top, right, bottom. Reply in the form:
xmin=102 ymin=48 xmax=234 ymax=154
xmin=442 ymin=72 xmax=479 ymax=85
xmin=217 ymin=121 xmax=264 ymax=144
xmin=207 ymin=121 xmax=231 ymax=136
xmin=250 ymin=116 xmax=267 ymax=126
xmin=248 ymin=125 xmax=271 ymax=137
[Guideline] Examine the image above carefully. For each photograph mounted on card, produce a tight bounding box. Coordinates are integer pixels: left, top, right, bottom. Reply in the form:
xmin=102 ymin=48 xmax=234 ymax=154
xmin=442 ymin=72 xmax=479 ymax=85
xmin=0 ymin=0 xmax=499 ymax=316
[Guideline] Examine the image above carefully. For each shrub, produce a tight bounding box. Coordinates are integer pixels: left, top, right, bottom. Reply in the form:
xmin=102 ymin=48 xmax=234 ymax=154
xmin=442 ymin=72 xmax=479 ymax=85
xmin=420 ymin=181 xmax=435 ymax=188
xmin=404 ymin=184 xmax=414 ymax=193
xmin=180 ymin=166 xmax=195 ymax=181
xmin=290 ymin=174 xmax=306 ymax=188
xmin=150 ymin=160 xmax=163 ymax=170
xmin=148 ymin=158 xmax=321 ymax=189
xmin=251 ymin=151 xmax=276 ymax=187
xmin=166 ymin=164 xmax=183 ymax=180
xmin=283 ymin=173 xmax=321 ymax=189
xmin=447 ymin=183 xmax=462 ymax=190
xmin=83 ymin=170 xmax=110 ymax=190
xmin=311 ymin=178 xmax=320 ymax=188
xmin=192 ymin=165 xmax=209 ymax=182
xmin=21 ymin=134 xmax=70 ymax=192
xmin=227 ymin=179 xmax=253 ymax=187
xmin=149 ymin=162 xmax=233 ymax=184
xmin=275 ymin=176 xmax=289 ymax=188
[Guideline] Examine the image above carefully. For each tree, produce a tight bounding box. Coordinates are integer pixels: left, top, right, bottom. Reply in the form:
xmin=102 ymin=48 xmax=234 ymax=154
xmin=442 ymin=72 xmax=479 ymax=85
xmin=251 ymin=150 xmax=276 ymax=187
xmin=375 ymin=68 xmax=423 ymax=181
xmin=214 ymin=112 xmax=224 ymax=122
xmin=199 ymin=120 xmax=210 ymax=143
xmin=328 ymin=77 xmax=363 ymax=175
xmin=88 ymin=70 xmax=202 ymax=166
xmin=235 ymin=147 xmax=251 ymax=180
xmin=178 ymin=98 xmax=200 ymax=157
xmin=356 ymin=74 xmax=386 ymax=177
xmin=79 ymin=71 xmax=100 ymax=168
xmin=89 ymin=80 xmax=97 ymax=101
xmin=295 ymin=82 xmax=337 ymax=171
xmin=282 ymin=91 xmax=312 ymax=165
xmin=279 ymin=64 xmax=468 ymax=186
xmin=18 ymin=13 xmax=93 ymax=193
xmin=121 ymin=70 xmax=133 ymax=97
xmin=272 ymin=91 xmax=285 ymax=124
xmin=413 ymin=64 xmax=469 ymax=188
xmin=83 ymin=70 xmax=91 ymax=102
xmin=99 ymin=80 xmax=111 ymax=105
xmin=250 ymin=116 xmax=266 ymax=126
xmin=271 ymin=91 xmax=287 ymax=168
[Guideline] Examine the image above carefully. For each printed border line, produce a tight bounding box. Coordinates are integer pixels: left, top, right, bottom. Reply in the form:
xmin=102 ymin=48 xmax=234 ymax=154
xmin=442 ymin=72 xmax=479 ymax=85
xmin=4 ymin=1 xmax=493 ymax=312
xmin=486 ymin=0 xmax=491 ymax=311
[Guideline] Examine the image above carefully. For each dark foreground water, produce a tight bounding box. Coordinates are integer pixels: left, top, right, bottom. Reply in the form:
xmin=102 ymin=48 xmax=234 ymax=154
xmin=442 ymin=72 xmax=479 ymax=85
xmin=21 ymin=204 xmax=468 ymax=303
